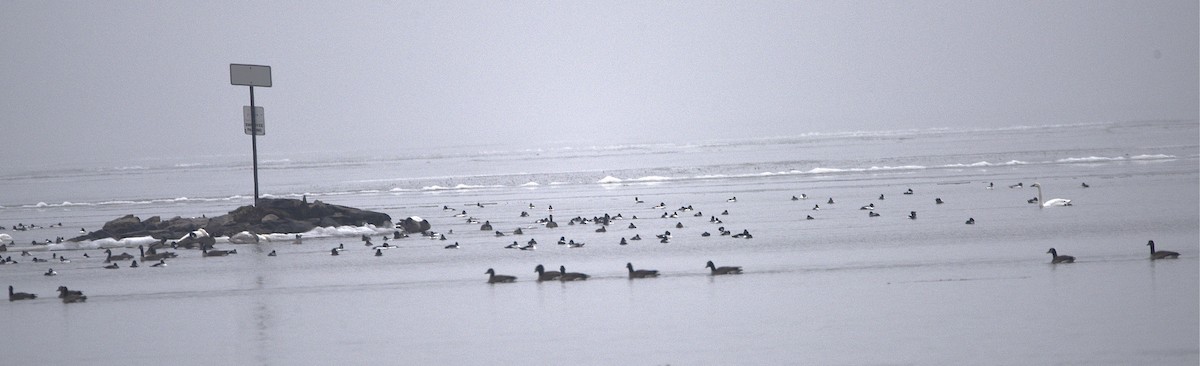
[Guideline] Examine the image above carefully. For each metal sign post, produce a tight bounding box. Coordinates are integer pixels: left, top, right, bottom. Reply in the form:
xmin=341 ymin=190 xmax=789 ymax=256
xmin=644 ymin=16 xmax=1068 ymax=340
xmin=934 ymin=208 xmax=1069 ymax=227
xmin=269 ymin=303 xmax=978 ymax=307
xmin=230 ymin=64 xmax=272 ymax=207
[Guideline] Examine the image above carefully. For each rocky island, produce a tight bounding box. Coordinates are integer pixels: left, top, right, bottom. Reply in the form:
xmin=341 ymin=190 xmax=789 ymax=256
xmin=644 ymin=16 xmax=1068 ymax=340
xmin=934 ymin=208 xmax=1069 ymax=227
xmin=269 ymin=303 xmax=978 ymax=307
xmin=70 ymin=198 xmax=411 ymax=242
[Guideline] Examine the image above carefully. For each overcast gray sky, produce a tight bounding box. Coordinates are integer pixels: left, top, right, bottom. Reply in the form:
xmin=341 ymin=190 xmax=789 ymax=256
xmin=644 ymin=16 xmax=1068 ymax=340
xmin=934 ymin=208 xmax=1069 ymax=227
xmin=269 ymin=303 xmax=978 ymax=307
xmin=2 ymin=1 xmax=1196 ymax=169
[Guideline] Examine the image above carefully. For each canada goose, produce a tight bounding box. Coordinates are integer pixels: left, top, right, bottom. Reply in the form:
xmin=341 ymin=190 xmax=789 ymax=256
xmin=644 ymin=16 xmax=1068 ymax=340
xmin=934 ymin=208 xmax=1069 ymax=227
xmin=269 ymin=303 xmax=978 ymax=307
xmin=140 ymin=245 xmax=176 ymax=260
xmin=151 ymin=260 xmax=167 ymax=267
xmin=104 ymin=263 xmax=119 ymax=269
xmin=61 ymin=293 xmax=87 ymax=303
xmin=104 ymin=249 xmax=134 ymax=262
xmin=626 ymin=263 xmax=660 ymax=279
xmin=1147 ymin=240 xmax=1180 ymax=260
xmin=534 ymin=264 xmax=562 ymax=281
xmin=485 ymin=268 xmax=517 ymax=283
xmin=706 ymin=261 xmax=743 ymax=275
xmin=44 ymin=268 xmax=57 ymax=276
xmin=202 ymin=248 xmax=234 ymax=257
xmin=1047 ymin=248 xmax=1075 ymax=263
xmin=57 ymin=286 xmax=83 ymax=298
xmin=559 ymin=265 xmax=589 ymax=281
xmin=9 ymin=286 xmax=37 ymax=301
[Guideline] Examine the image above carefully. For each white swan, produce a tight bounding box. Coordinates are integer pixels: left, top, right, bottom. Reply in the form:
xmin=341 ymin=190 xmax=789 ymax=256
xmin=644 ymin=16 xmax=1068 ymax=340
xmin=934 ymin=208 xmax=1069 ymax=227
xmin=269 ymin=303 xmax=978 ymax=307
xmin=1031 ymin=183 xmax=1071 ymax=207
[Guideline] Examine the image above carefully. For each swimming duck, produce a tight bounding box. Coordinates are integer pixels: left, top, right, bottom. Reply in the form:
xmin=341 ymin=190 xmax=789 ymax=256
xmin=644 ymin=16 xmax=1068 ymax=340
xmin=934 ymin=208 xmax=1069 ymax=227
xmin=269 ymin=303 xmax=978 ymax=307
xmin=806 ymin=215 xmax=814 ymax=220
xmin=485 ymin=268 xmax=517 ymax=283
xmin=1147 ymin=240 xmax=1180 ymax=260
xmin=935 ymin=198 xmax=944 ymax=204
xmin=630 ymin=234 xmax=642 ymax=241
xmin=965 ymin=218 xmax=975 ymax=225
xmin=827 ymin=198 xmax=834 ymax=204
xmin=104 ymin=263 xmax=119 ymax=269
xmin=44 ymin=268 xmax=57 ymax=276
xmin=558 ymin=265 xmax=589 ymax=281
xmin=267 ymin=250 xmax=277 ymax=257
xmin=626 ymin=263 xmax=660 ymax=279
xmin=868 ymin=212 xmax=880 ymax=217
xmin=130 ymin=260 xmax=139 ymax=268
xmin=1081 ymin=182 xmax=1089 ymax=188
xmin=505 ymin=241 xmax=519 ymax=249
xmin=908 ymin=211 xmax=917 ymax=220
xmin=727 ymin=197 xmax=737 ymax=202
xmin=330 ymin=248 xmax=340 ymax=256
xmin=903 ymin=188 xmax=913 ymax=195
xmin=445 ymin=242 xmax=460 ymax=249
xmin=375 ymin=249 xmax=383 ymax=257
xmin=705 ymin=261 xmax=743 ymax=275
xmin=1009 ymin=182 xmax=1023 ymax=189
xmin=860 ymin=203 xmax=875 ymax=210
xmin=151 ymin=260 xmax=167 ymax=267
xmin=1047 ymin=248 xmax=1075 ymax=264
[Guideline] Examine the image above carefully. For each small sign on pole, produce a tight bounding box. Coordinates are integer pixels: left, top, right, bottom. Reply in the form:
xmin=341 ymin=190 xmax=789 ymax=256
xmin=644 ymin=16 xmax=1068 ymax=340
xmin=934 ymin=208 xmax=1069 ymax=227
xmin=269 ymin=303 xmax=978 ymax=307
xmin=243 ymin=106 xmax=265 ymax=135
xmin=230 ymin=64 xmax=272 ymax=87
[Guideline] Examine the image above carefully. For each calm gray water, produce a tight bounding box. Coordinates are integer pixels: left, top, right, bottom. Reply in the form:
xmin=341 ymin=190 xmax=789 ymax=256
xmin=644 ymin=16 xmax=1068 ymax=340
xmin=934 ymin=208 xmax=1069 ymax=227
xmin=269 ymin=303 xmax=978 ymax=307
xmin=3 ymin=121 xmax=1198 ymax=365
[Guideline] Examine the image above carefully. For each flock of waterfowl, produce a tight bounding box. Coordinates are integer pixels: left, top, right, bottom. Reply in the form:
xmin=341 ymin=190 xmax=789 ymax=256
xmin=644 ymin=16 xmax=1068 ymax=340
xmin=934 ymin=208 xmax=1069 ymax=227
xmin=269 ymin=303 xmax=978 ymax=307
xmin=1 ymin=180 xmax=1185 ymax=299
